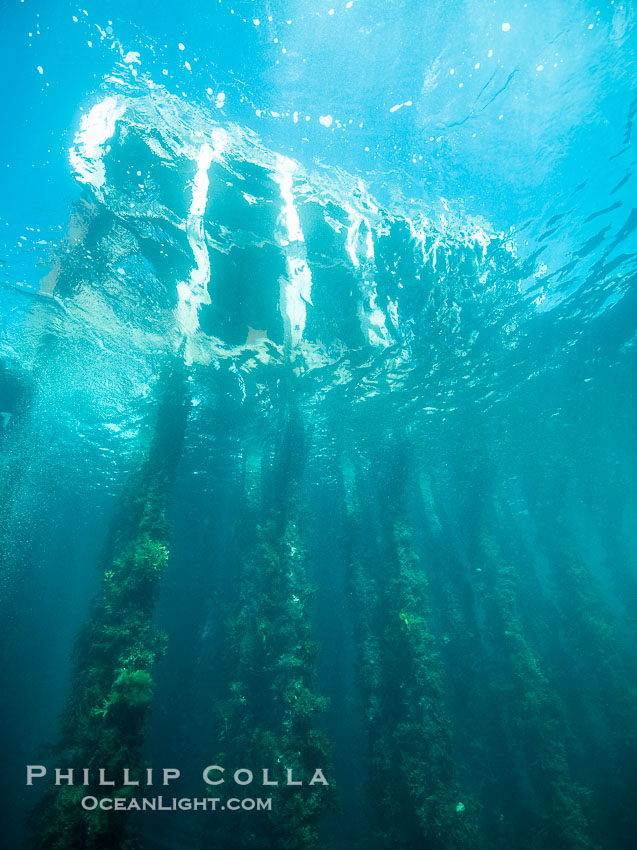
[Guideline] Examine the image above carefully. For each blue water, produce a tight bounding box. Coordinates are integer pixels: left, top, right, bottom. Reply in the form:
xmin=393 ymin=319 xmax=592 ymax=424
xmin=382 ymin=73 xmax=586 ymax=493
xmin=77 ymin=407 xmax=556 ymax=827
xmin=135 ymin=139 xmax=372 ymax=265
xmin=1 ymin=1 xmax=636 ymax=849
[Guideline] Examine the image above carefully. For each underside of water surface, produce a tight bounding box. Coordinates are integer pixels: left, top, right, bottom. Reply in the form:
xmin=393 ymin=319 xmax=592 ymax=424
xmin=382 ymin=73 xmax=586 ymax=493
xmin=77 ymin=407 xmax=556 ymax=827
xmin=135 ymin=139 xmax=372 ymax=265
xmin=1 ymin=3 xmax=637 ymax=848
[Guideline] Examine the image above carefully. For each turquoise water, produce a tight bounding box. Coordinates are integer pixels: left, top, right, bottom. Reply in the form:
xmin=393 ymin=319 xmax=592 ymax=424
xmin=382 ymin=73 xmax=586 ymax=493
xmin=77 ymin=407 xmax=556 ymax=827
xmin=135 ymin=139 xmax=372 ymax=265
xmin=1 ymin=2 xmax=637 ymax=848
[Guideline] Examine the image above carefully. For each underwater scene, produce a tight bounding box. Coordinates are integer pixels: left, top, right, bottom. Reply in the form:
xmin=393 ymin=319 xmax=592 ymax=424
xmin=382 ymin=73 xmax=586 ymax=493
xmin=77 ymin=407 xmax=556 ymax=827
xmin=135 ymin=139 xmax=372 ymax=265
xmin=1 ymin=1 xmax=637 ymax=848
